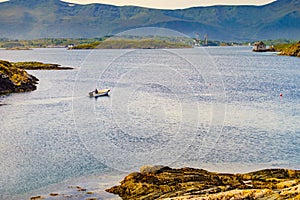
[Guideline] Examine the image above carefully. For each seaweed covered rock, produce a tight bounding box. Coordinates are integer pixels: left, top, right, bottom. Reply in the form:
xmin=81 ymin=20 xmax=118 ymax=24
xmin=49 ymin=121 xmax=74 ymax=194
xmin=106 ymin=166 xmax=300 ymax=200
xmin=0 ymin=60 xmax=39 ymax=94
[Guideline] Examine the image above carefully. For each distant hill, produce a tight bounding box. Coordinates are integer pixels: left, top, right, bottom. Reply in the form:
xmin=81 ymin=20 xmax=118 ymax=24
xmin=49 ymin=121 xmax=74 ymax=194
xmin=0 ymin=0 xmax=299 ymax=41
xmin=69 ymin=38 xmax=191 ymax=49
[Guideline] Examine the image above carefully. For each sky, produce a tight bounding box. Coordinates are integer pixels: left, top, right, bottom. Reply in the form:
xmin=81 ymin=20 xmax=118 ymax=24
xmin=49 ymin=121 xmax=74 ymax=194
xmin=0 ymin=0 xmax=277 ymax=9
xmin=62 ymin=0 xmax=277 ymax=9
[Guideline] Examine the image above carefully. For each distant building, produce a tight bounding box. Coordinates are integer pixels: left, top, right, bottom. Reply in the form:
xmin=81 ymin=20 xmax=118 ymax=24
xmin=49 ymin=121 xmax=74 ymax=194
xmin=253 ymin=41 xmax=266 ymax=52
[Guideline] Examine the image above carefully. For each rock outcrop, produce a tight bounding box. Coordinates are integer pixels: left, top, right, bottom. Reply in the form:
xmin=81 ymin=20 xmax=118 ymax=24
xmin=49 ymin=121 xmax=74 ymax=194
xmin=13 ymin=61 xmax=73 ymax=70
xmin=279 ymin=41 xmax=300 ymax=57
xmin=0 ymin=60 xmax=73 ymax=94
xmin=106 ymin=166 xmax=300 ymax=200
xmin=0 ymin=60 xmax=39 ymax=94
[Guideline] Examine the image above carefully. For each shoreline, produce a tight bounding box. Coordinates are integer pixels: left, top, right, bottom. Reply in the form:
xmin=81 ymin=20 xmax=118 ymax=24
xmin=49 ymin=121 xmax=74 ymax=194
xmin=19 ymin=163 xmax=300 ymax=200
xmin=106 ymin=165 xmax=300 ymax=200
xmin=9 ymin=172 xmax=125 ymax=200
xmin=0 ymin=60 xmax=73 ymax=95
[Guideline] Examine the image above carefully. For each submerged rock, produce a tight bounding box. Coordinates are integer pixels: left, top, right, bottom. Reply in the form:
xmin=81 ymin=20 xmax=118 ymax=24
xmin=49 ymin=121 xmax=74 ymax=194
xmin=106 ymin=166 xmax=300 ymax=200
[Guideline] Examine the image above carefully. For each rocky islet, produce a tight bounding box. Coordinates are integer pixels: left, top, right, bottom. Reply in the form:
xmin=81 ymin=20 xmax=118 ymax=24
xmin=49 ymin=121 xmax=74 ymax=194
xmin=0 ymin=60 xmax=73 ymax=95
xmin=106 ymin=165 xmax=300 ymax=200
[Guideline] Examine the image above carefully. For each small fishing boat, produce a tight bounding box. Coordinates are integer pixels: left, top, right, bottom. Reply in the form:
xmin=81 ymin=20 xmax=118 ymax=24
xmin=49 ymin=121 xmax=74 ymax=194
xmin=89 ymin=89 xmax=110 ymax=97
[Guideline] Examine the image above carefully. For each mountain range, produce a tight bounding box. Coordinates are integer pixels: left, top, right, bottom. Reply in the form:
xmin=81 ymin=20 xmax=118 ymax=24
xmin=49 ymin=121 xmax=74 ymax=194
xmin=0 ymin=0 xmax=299 ymax=41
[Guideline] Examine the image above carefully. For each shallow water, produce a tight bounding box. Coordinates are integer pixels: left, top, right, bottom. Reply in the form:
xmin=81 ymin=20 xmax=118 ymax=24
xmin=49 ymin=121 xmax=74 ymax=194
xmin=0 ymin=47 xmax=299 ymax=199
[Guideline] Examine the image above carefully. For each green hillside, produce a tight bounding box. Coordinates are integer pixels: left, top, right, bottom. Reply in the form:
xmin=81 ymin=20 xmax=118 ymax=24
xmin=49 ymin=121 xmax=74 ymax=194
xmin=0 ymin=0 xmax=299 ymax=40
xmin=69 ymin=37 xmax=192 ymax=49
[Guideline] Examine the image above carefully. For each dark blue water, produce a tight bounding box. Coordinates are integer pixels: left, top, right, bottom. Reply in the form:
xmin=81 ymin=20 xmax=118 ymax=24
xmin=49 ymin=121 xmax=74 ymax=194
xmin=0 ymin=47 xmax=299 ymax=199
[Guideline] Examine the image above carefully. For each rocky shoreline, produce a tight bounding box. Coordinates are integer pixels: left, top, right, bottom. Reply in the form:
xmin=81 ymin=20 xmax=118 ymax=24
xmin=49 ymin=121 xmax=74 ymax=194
xmin=0 ymin=60 xmax=39 ymax=94
xmin=106 ymin=165 xmax=300 ymax=200
xmin=0 ymin=60 xmax=73 ymax=95
xmin=13 ymin=61 xmax=73 ymax=70
xmin=279 ymin=41 xmax=300 ymax=57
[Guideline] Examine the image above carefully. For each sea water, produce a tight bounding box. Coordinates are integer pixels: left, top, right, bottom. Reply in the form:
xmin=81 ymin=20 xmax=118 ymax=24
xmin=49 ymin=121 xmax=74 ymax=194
xmin=0 ymin=47 xmax=299 ymax=199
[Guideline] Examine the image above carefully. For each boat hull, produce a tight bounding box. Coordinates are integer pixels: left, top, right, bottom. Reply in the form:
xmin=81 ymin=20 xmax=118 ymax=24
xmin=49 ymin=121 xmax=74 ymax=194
xmin=89 ymin=89 xmax=110 ymax=97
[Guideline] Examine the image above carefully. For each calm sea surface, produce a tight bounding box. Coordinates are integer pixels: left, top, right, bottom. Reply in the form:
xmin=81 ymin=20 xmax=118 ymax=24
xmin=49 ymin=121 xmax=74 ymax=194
xmin=0 ymin=47 xmax=299 ymax=199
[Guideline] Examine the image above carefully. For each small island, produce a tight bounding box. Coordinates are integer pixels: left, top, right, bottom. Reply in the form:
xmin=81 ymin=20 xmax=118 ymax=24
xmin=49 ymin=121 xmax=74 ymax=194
xmin=12 ymin=61 xmax=73 ymax=70
xmin=106 ymin=165 xmax=300 ymax=200
xmin=68 ymin=37 xmax=192 ymax=49
xmin=28 ymin=165 xmax=300 ymax=200
xmin=0 ymin=60 xmax=73 ymax=94
xmin=5 ymin=47 xmax=32 ymax=50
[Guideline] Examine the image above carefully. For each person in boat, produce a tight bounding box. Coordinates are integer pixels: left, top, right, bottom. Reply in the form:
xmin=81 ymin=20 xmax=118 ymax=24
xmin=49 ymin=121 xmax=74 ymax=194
xmin=95 ymin=88 xmax=98 ymax=94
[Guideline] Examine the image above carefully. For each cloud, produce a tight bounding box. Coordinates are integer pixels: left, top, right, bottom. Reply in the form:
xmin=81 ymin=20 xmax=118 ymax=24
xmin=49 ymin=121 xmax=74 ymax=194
xmin=59 ymin=0 xmax=276 ymax=9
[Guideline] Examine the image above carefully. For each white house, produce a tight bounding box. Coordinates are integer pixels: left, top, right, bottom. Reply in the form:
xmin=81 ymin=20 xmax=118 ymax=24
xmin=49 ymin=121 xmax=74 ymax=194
xmin=253 ymin=41 xmax=266 ymax=51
